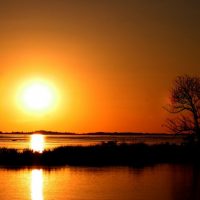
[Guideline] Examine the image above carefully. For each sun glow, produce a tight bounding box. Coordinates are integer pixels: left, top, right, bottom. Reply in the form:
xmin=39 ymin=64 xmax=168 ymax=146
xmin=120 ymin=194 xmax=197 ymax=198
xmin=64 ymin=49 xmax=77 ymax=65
xmin=30 ymin=134 xmax=45 ymax=153
xmin=31 ymin=169 xmax=43 ymax=200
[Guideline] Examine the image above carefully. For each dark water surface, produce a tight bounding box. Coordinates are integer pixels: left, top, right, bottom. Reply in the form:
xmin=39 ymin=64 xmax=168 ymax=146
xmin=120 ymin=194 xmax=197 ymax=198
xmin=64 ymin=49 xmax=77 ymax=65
xmin=0 ymin=164 xmax=199 ymax=200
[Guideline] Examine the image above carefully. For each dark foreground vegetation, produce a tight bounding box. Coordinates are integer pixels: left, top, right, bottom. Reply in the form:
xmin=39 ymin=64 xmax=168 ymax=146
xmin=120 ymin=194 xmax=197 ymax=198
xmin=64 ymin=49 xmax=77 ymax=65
xmin=0 ymin=142 xmax=200 ymax=168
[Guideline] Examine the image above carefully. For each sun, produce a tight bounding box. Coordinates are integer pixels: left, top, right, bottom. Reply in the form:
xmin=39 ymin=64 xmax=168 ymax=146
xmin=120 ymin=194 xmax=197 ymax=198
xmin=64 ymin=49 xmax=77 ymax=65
xmin=22 ymin=83 xmax=53 ymax=110
xmin=19 ymin=79 xmax=57 ymax=113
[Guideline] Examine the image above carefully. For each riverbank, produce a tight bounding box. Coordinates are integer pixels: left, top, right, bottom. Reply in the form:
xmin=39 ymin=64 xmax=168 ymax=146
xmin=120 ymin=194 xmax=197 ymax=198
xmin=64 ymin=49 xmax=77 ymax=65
xmin=0 ymin=142 xmax=200 ymax=167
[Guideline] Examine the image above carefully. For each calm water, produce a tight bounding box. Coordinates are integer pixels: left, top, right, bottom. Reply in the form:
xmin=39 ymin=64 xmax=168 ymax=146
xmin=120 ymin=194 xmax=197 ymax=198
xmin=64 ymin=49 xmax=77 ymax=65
xmin=0 ymin=134 xmax=185 ymax=150
xmin=0 ymin=164 xmax=199 ymax=200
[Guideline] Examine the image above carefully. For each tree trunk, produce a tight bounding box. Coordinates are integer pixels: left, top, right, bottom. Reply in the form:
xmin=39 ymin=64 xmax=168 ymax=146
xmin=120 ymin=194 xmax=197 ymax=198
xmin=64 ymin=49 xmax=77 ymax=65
xmin=194 ymin=115 xmax=200 ymax=142
xmin=191 ymin=103 xmax=200 ymax=141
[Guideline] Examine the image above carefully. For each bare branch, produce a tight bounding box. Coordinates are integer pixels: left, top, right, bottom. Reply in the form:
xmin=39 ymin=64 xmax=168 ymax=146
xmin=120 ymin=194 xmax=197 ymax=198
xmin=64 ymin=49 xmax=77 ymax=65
xmin=164 ymin=75 xmax=200 ymax=137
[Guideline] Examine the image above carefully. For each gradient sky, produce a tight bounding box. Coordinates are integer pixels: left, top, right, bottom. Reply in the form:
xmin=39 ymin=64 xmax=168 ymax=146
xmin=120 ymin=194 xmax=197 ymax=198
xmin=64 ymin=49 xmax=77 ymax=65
xmin=0 ymin=0 xmax=200 ymax=133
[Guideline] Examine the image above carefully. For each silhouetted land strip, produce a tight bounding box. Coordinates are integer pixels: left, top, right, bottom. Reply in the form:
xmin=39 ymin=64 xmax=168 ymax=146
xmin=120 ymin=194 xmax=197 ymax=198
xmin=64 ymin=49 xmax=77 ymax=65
xmin=0 ymin=142 xmax=200 ymax=167
xmin=0 ymin=131 xmax=170 ymax=135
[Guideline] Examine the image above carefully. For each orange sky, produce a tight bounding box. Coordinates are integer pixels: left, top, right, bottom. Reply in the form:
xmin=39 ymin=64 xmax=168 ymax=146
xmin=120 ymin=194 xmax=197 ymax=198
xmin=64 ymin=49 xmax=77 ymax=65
xmin=0 ymin=1 xmax=200 ymax=133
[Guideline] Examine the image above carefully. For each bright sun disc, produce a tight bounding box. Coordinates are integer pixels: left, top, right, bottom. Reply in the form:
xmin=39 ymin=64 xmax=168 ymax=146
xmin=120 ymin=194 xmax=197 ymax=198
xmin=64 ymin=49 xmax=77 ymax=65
xmin=21 ymin=81 xmax=55 ymax=112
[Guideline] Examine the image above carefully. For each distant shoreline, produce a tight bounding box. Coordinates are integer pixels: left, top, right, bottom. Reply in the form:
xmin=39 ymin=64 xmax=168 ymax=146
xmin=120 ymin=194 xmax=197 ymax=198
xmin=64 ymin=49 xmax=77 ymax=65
xmin=0 ymin=131 xmax=183 ymax=136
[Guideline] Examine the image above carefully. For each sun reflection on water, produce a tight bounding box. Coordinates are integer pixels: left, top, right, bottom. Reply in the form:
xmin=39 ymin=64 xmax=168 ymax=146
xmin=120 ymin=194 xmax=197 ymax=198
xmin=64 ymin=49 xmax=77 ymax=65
xmin=31 ymin=169 xmax=43 ymax=200
xmin=30 ymin=134 xmax=45 ymax=153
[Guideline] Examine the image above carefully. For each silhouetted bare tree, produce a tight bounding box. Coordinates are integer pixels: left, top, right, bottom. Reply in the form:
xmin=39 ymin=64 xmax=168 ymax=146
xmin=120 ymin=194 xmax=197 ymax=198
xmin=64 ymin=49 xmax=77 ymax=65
xmin=165 ymin=75 xmax=200 ymax=140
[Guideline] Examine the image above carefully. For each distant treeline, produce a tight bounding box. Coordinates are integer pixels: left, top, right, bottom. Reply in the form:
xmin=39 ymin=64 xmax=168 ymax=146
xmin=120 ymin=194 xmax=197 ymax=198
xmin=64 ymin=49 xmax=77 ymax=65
xmin=0 ymin=130 xmax=173 ymax=135
xmin=0 ymin=142 xmax=200 ymax=167
xmin=0 ymin=130 xmax=75 ymax=135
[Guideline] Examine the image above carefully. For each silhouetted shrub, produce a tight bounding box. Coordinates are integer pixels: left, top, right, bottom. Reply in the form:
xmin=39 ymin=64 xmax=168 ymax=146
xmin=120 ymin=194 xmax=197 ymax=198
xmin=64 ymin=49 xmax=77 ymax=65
xmin=0 ymin=143 xmax=200 ymax=167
